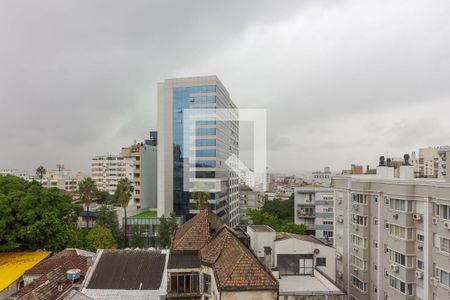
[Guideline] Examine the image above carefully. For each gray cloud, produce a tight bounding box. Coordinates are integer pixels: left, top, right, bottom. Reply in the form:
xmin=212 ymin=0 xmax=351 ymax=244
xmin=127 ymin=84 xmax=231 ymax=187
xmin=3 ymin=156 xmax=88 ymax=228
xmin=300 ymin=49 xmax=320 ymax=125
xmin=0 ymin=0 xmax=449 ymax=174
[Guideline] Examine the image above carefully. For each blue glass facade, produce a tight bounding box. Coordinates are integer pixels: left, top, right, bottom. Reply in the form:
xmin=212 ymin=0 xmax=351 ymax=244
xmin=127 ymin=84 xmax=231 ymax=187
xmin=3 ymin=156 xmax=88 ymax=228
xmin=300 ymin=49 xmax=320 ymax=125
xmin=172 ymin=85 xmax=217 ymax=220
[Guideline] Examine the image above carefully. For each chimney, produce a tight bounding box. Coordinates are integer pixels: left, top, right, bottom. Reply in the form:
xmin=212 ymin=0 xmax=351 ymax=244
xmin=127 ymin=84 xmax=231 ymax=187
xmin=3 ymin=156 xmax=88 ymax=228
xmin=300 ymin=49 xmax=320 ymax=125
xmin=377 ymin=156 xmax=394 ymax=179
xmin=264 ymin=246 xmax=272 ymax=270
xmin=399 ymin=154 xmax=414 ymax=180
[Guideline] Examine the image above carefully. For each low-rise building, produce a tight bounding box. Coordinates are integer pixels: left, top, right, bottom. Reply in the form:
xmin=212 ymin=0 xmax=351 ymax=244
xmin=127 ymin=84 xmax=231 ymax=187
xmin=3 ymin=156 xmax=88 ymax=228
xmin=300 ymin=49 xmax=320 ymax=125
xmin=168 ymin=210 xmax=279 ymax=299
xmin=0 ymin=252 xmax=50 ymax=299
xmin=246 ymin=225 xmax=345 ymax=299
xmin=81 ymin=249 xmax=168 ymax=300
xmin=294 ymin=187 xmax=334 ymax=245
xmin=9 ymin=249 xmax=94 ymax=300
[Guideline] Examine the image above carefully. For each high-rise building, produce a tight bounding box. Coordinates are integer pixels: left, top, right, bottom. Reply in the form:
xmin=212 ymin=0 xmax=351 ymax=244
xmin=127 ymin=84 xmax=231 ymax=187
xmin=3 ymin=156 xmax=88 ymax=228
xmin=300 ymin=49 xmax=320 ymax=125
xmin=411 ymin=146 xmax=450 ymax=179
xmin=334 ymin=152 xmax=450 ymax=300
xmin=294 ymin=187 xmax=334 ymax=245
xmin=157 ymin=76 xmax=239 ymax=226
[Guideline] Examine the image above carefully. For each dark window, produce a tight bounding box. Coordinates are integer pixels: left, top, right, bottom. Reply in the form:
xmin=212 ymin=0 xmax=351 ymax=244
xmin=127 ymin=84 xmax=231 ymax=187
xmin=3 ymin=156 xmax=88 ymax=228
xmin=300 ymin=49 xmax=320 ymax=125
xmin=169 ymin=272 xmax=199 ymax=294
xmin=203 ymin=274 xmax=211 ymax=294
xmin=316 ymin=257 xmax=326 ymax=266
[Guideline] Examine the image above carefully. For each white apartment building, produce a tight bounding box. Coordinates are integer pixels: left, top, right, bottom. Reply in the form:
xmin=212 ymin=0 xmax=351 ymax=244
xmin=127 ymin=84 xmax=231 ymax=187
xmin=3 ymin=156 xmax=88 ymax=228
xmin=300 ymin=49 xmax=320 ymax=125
xmin=246 ymin=225 xmax=345 ymax=299
xmin=91 ymin=154 xmax=134 ymax=195
xmin=295 ymin=187 xmax=335 ymax=245
xmin=334 ymin=153 xmax=450 ymax=300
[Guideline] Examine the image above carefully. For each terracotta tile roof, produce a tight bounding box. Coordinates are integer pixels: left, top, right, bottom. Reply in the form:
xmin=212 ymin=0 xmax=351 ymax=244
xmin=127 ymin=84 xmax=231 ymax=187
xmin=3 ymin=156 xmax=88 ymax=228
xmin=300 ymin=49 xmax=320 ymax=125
xmin=12 ymin=253 xmax=89 ymax=300
xmin=172 ymin=210 xmax=278 ymax=291
xmin=171 ymin=210 xmax=224 ymax=252
xmin=201 ymin=227 xmax=278 ymax=291
xmin=23 ymin=249 xmax=92 ymax=277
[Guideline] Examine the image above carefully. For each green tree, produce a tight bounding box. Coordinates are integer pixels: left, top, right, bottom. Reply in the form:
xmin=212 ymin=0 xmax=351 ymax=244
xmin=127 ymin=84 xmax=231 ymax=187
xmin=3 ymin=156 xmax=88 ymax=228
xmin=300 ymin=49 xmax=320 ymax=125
xmin=86 ymin=225 xmax=117 ymax=250
xmin=95 ymin=204 xmax=120 ymax=241
xmin=157 ymin=213 xmax=178 ymax=249
xmin=129 ymin=225 xmax=146 ymax=248
xmin=35 ymin=166 xmax=46 ymax=184
xmin=115 ymin=178 xmax=134 ymax=248
xmin=192 ymin=191 xmax=209 ymax=210
xmin=0 ymin=176 xmax=81 ymax=251
xmin=95 ymin=190 xmax=113 ymax=205
xmin=78 ymin=177 xmax=98 ymax=229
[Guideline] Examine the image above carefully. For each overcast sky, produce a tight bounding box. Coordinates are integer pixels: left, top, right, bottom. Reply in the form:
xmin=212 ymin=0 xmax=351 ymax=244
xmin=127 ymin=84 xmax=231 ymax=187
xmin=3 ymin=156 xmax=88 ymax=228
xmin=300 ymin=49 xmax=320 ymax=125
xmin=1 ymin=0 xmax=450 ymax=174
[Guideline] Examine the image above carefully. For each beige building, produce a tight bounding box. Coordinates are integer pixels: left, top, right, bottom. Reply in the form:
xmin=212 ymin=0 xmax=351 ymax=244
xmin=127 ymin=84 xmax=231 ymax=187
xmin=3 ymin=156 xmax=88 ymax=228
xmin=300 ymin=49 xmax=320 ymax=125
xmin=411 ymin=146 xmax=450 ymax=179
xmin=121 ymin=143 xmax=142 ymax=206
xmin=334 ymin=153 xmax=450 ymax=300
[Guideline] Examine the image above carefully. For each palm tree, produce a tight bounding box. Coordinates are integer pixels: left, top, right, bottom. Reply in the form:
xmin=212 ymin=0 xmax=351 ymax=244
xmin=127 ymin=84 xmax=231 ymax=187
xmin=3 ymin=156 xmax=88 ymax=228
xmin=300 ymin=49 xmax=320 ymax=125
xmin=193 ymin=191 xmax=209 ymax=210
xmin=78 ymin=177 xmax=98 ymax=229
xmin=35 ymin=166 xmax=46 ymax=184
xmin=115 ymin=178 xmax=134 ymax=248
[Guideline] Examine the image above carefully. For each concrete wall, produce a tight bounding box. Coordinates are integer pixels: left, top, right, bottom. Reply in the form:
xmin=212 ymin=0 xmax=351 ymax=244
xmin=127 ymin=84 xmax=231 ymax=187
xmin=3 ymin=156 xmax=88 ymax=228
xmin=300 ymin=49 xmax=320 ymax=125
xmin=274 ymin=238 xmax=336 ymax=280
xmin=140 ymin=144 xmax=157 ymax=209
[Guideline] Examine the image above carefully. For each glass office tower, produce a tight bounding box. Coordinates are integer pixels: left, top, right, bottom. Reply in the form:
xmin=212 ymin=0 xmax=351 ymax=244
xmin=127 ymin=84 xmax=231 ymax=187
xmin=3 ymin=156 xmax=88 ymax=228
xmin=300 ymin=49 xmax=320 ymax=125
xmin=157 ymin=76 xmax=240 ymax=226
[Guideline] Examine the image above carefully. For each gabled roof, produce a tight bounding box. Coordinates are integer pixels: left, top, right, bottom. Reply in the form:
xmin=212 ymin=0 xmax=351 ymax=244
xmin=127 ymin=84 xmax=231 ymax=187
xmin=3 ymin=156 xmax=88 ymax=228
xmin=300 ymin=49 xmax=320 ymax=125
xmin=171 ymin=210 xmax=224 ymax=252
xmin=85 ymin=249 xmax=166 ymax=290
xmin=201 ymin=227 xmax=278 ymax=291
xmin=23 ymin=249 xmax=94 ymax=277
xmin=275 ymin=232 xmax=327 ymax=245
xmin=171 ymin=210 xmax=278 ymax=292
xmin=12 ymin=252 xmax=90 ymax=300
xmin=0 ymin=252 xmax=50 ymax=292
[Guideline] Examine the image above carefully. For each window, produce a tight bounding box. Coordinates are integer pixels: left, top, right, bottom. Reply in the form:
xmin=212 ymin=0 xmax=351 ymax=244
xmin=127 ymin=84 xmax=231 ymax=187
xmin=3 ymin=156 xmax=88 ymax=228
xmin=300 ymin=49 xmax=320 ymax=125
xmin=387 ymin=248 xmax=414 ymax=268
xmin=384 ymin=197 xmax=390 ymax=205
xmin=323 ymin=220 xmax=334 ymax=225
xmin=169 ymin=272 xmax=200 ymax=294
xmin=435 ymin=204 xmax=450 ymax=220
xmin=323 ymin=231 xmax=333 ymax=238
xmin=389 ymin=198 xmax=413 ymax=212
xmin=436 ymin=267 xmax=450 ymax=287
xmin=388 ymin=224 xmax=414 ymax=240
xmin=352 ymin=234 xmax=368 ymax=248
xmin=416 ymin=233 xmax=424 ymax=242
xmin=202 ymin=274 xmax=211 ymax=294
xmin=435 ymin=235 xmax=450 ymax=253
xmin=373 ymin=240 xmax=378 ymax=248
xmin=352 ymin=194 xmax=368 ymax=204
xmin=352 ymin=214 xmax=368 ymax=226
xmin=195 ymin=138 xmax=216 ymax=147
xmin=299 ymin=258 xmax=313 ymax=275
xmin=351 ymin=275 xmax=367 ymax=292
xmin=374 ymin=217 xmax=378 ymax=225
xmin=316 ymin=257 xmax=326 ymax=266
xmin=351 ymin=255 xmax=367 ymax=270
xmin=389 ymin=275 xmax=414 ymax=295
xmin=417 ymin=259 xmax=424 ymax=270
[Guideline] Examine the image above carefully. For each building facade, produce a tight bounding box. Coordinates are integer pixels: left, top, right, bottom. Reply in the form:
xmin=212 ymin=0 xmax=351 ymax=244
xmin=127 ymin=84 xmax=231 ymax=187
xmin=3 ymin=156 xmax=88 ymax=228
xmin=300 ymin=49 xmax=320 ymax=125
xmin=312 ymin=166 xmax=332 ymax=187
xmin=411 ymin=146 xmax=450 ymax=179
xmin=91 ymin=154 xmax=133 ymax=195
xmin=157 ymin=76 xmax=240 ymax=226
xmin=334 ymin=153 xmax=450 ymax=300
xmin=294 ymin=187 xmax=335 ymax=245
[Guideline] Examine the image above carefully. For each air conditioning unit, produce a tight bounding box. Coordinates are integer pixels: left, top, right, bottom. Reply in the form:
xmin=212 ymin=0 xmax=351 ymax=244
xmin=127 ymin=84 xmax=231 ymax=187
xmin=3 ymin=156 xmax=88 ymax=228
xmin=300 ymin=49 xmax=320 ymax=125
xmin=353 ymin=247 xmax=359 ymax=253
xmin=336 ymin=253 xmax=342 ymax=260
xmin=415 ymin=271 xmax=423 ymax=279
xmin=413 ymin=213 xmax=422 ymax=221
xmin=353 ymin=204 xmax=359 ymax=211
xmin=445 ymin=221 xmax=450 ymax=229
xmin=418 ymin=245 xmax=423 ymax=251
xmin=430 ymin=277 xmax=438 ymax=286
xmin=390 ymin=264 xmax=399 ymax=272
xmin=337 ymin=271 xmax=343 ymax=279
xmin=338 ymin=200 xmax=342 ymax=205
xmin=338 ymin=217 xmax=344 ymax=223
xmin=432 ymin=217 xmax=438 ymax=225
xmin=393 ymin=213 xmax=399 ymax=219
